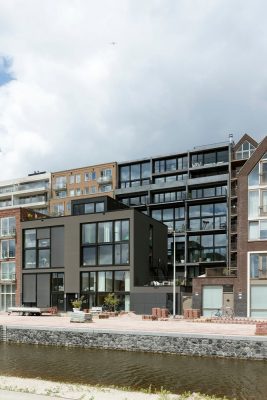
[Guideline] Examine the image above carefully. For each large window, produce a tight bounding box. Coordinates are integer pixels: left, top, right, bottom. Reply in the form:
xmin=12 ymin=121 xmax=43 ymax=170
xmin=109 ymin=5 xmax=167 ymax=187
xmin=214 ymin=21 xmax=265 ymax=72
xmin=81 ymin=270 xmax=130 ymax=293
xmin=120 ymin=194 xmax=148 ymax=207
xmin=0 ymin=217 xmax=16 ymax=237
xmin=23 ymin=228 xmax=50 ymax=269
xmin=0 ymin=239 xmax=15 ymax=259
xmin=152 ymin=190 xmax=186 ymax=204
xmin=191 ymin=149 xmax=228 ymax=167
xmin=119 ymin=162 xmax=150 ymax=188
xmin=81 ymin=220 xmax=130 ymax=266
xmin=0 ymin=261 xmax=15 ymax=280
xmin=154 ymin=156 xmax=188 ymax=173
xmin=188 ymin=202 xmax=227 ymax=231
xmin=151 ymin=207 xmax=185 ymax=231
xmin=236 ymin=141 xmax=256 ymax=160
xmin=188 ymin=234 xmax=227 ymax=262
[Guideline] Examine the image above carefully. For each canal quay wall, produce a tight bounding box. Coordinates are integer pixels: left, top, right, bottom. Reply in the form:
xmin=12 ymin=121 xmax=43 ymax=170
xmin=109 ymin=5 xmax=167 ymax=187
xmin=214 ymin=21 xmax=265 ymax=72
xmin=1 ymin=325 xmax=267 ymax=360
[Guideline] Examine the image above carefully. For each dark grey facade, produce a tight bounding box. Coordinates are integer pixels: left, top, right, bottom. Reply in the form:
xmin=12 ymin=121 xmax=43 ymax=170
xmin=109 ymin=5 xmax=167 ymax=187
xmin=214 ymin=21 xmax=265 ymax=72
xmin=21 ymin=197 xmax=167 ymax=313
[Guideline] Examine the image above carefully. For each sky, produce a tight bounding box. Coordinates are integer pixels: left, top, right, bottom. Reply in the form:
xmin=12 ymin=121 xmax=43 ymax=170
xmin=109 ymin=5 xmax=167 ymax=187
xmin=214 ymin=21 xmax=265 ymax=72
xmin=0 ymin=0 xmax=267 ymax=180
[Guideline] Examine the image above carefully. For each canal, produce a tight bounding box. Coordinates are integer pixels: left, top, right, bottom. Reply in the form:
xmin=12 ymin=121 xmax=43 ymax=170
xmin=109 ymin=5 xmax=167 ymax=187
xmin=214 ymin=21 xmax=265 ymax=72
xmin=0 ymin=343 xmax=265 ymax=400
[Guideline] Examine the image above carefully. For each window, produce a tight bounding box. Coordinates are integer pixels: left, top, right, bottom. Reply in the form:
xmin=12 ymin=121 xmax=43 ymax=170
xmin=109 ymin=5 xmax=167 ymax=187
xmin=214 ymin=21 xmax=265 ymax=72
xmin=0 ymin=261 xmax=15 ymax=280
xmin=100 ymin=184 xmax=112 ymax=192
xmin=188 ymin=234 xmax=227 ymax=262
xmin=248 ymin=191 xmax=259 ymax=218
xmin=0 ymin=217 xmax=16 ymax=237
xmin=119 ymin=162 xmax=150 ymax=188
xmin=53 ymin=203 xmax=64 ymax=216
xmin=236 ymin=141 xmax=256 ymax=160
xmin=100 ymin=169 xmax=112 ymax=177
xmin=69 ymin=189 xmax=75 ymax=197
xmin=52 ymin=273 xmax=64 ymax=291
xmin=23 ymin=228 xmax=50 ymax=269
xmin=76 ymin=188 xmax=81 ymax=196
xmin=84 ymin=171 xmax=96 ymax=181
xmin=1 ymin=239 xmax=15 ymax=259
xmin=81 ymin=220 xmax=130 ymax=267
xmin=98 ymin=222 xmax=113 ymax=242
xmin=151 ymin=207 xmax=185 ymax=231
xmin=249 ymin=221 xmax=267 ymax=240
xmin=81 ymin=271 xmax=96 ymax=292
xmin=69 ymin=175 xmax=75 ymax=184
xmin=250 ymin=254 xmax=267 ymax=279
xmin=54 ymin=176 xmax=66 ymax=189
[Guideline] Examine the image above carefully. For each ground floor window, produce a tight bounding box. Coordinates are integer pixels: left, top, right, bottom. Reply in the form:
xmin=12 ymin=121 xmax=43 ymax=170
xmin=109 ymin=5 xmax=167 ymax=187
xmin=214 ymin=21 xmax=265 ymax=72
xmin=0 ymin=283 xmax=15 ymax=311
xmin=249 ymin=252 xmax=267 ymax=317
xmin=80 ymin=270 xmax=130 ymax=311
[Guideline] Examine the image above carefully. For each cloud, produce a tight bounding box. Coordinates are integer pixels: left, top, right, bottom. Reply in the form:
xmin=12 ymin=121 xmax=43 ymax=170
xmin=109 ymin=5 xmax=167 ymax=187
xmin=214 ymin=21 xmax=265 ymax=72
xmin=0 ymin=0 xmax=267 ymax=180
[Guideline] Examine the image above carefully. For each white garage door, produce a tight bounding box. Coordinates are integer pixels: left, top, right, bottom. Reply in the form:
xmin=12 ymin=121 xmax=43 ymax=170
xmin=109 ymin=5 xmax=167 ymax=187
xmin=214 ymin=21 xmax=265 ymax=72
xmin=202 ymin=285 xmax=223 ymax=316
xmin=251 ymin=286 xmax=267 ymax=318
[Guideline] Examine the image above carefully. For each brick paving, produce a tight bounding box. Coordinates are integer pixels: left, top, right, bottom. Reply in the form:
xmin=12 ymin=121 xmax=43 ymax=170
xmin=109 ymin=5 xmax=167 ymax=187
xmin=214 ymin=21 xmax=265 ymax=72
xmin=0 ymin=312 xmax=258 ymax=336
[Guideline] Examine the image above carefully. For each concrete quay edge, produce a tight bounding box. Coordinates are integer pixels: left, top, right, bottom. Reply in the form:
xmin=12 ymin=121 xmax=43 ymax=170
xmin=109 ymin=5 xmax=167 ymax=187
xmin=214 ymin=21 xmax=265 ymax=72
xmin=4 ymin=324 xmax=267 ymax=343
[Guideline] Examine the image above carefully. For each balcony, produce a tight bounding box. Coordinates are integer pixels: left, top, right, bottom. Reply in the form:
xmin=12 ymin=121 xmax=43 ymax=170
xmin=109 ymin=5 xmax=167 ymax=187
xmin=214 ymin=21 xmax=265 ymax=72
xmin=0 ymin=251 xmax=15 ymax=260
xmin=97 ymin=176 xmax=113 ymax=185
xmin=205 ymin=267 xmax=228 ymax=277
xmin=259 ymin=206 xmax=267 ymax=216
xmin=0 ymin=228 xmax=16 ymax=238
xmin=0 ymin=273 xmax=16 ymax=282
xmin=53 ymin=183 xmax=67 ymax=191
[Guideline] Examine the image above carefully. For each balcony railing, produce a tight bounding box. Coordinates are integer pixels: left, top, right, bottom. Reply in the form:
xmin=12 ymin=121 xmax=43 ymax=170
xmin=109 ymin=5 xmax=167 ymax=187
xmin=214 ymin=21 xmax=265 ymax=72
xmin=97 ymin=176 xmax=113 ymax=185
xmin=53 ymin=183 xmax=67 ymax=190
xmin=0 ymin=228 xmax=16 ymax=237
xmin=0 ymin=273 xmax=16 ymax=281
xmin=205 ymin=267 xmax=228 ymax=277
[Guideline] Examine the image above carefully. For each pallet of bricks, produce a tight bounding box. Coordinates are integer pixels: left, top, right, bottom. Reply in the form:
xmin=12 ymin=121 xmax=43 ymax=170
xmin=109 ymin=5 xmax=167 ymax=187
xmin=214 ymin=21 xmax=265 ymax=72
xmin=183 ymin=308 xmax=201 ymax=319
xmin=142 ymin=308 xmax=169 ymax=321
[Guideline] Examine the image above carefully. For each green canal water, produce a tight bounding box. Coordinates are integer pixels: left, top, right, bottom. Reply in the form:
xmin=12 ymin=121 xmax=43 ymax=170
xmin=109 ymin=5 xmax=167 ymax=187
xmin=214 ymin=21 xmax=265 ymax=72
xmin=0 ymin=343 xmax=265 ymax=400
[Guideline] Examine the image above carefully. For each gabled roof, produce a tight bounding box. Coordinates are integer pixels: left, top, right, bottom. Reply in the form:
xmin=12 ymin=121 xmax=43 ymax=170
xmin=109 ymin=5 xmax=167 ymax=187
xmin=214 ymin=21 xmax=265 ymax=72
xmin=234 ymin=133 xmax=258 ymax=152
xmin=238 ymin=135 xmax=267 ymax=177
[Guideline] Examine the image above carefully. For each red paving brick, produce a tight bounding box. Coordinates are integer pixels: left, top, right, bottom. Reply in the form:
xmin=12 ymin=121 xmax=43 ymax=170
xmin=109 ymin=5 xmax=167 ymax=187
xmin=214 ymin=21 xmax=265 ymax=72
xmin=0 ymin=312 xmax=258 ymax=336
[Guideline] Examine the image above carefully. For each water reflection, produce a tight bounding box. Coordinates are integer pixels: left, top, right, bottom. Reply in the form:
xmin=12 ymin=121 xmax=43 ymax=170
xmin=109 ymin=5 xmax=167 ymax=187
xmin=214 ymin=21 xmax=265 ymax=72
xmin=0 ymin=343 xmax=266 ymax=400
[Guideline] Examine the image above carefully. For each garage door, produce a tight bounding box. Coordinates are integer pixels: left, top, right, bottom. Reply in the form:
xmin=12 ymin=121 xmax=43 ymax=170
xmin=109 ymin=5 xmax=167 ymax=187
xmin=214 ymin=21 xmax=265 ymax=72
xmin=251 ymin=285 xmax=267 ymax=318
xmin=202 ymin=285 xmax=223 ymax=316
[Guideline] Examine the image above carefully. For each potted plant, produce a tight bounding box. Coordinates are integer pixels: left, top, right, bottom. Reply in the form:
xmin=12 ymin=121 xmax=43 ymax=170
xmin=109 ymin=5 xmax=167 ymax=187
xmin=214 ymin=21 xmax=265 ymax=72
xmin=103 ymin=293 xmax=120 ymax=312
xmin=71 ymin=295 xmax=85 ymax=312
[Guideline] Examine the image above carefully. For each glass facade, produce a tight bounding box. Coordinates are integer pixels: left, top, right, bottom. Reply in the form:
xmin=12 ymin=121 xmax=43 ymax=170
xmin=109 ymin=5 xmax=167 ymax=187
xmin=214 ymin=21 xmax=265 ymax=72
xmin=80 ymin=270 xmax=130 ymax=311
xmin=82 ymin=220 xmax=130 ymax=266
xmin=119 ymin=162 xmax=150 ymax=188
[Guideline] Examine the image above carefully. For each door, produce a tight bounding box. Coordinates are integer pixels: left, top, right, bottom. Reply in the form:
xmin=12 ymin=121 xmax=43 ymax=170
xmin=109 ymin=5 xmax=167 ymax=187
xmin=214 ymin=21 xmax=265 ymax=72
xmin=202 ymin=285 xmax=223 ymax=316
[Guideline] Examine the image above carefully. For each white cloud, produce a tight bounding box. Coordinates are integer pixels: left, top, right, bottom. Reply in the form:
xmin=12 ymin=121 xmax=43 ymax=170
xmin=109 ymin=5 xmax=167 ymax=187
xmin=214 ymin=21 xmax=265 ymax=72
xmin=0 ymin=0 xmax=267 ymax=179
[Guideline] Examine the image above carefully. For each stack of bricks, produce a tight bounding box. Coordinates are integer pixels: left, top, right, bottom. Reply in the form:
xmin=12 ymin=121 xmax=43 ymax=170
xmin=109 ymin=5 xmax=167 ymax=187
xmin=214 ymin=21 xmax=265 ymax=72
xmin=152 ymin=308 xmax=162 ymax=318
xmin=142 ymin=315 xmax=158 ymax=320
xmin=98 ymin=313 xmax=109 ymax=319
xmin=184 ymin=309 xmax=201 ymax=319
xmin=255 ymin=322 xmax=267 ymax=335
xmin=161 ymin=308 xmax=169 ymax=318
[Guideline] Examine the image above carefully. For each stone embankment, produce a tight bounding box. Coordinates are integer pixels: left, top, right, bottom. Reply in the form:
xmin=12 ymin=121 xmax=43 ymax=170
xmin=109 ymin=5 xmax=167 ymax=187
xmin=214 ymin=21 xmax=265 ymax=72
xmin=2 ymin=325 xmax=267 ymax=360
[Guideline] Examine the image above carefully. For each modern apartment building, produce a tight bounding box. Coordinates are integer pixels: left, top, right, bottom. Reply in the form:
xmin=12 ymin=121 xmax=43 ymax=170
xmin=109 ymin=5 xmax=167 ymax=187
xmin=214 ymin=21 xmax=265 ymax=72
xmin=21 ymin=196 xmax=167 ymax=313
xmin=0 ymin=171 xmax=51 ymax=215
xmin=115 ymin=141 xmax=229 ymax=312
xmin=50 ymin=162 xmax=117 ymax=216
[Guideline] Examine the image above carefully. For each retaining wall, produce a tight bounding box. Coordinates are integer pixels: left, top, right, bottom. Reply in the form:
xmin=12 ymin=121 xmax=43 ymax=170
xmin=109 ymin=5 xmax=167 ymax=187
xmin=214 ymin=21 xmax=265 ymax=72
xmin=2 ymin=325 xmax=267 ymax=360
